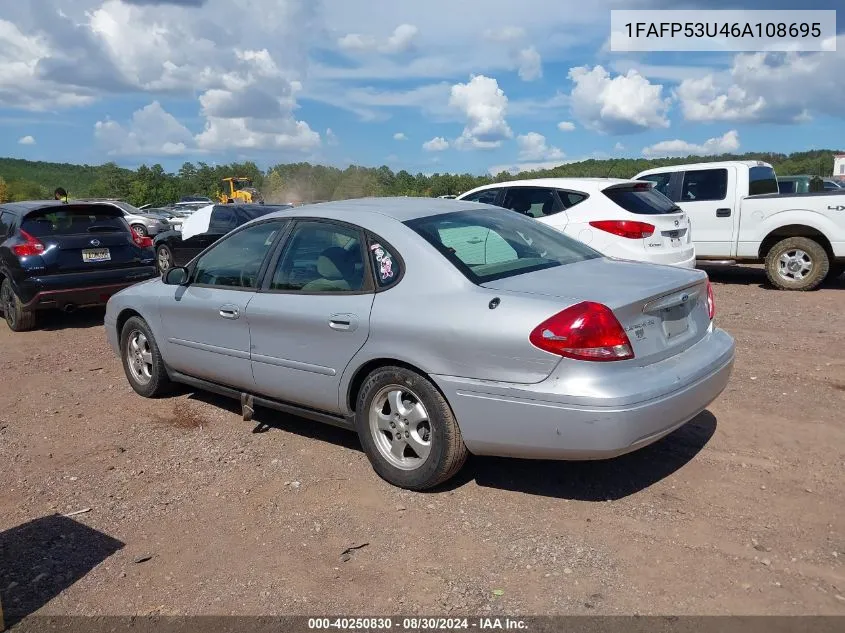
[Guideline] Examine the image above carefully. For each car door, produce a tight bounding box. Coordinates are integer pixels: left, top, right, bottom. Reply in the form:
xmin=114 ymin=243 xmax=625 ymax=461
xmin=157 ymin=220 xmax=287 ymax=390
xmin=247 ymin=220 xmax=376 ymax=413
xmin=673 ymin=167 xmax=736 ymax=257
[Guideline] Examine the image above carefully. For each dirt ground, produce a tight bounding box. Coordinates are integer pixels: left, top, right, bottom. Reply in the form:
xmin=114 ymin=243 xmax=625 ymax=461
xmin=1 ymin=266 xmax=844 ymax=623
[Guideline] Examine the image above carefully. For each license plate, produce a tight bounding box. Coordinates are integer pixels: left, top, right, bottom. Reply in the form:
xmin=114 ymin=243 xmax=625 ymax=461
xmin=663 ymin=315 xmax=689 ymax=339
xmin=82 ymin=248 xmax=110 ymax=263
xmin=670 ymin=237 xmax=682 ymax=248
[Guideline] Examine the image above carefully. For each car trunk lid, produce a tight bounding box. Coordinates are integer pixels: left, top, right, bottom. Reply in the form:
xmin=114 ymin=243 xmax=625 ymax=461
xmin=482 ymin=257 xmax=712 ymax=365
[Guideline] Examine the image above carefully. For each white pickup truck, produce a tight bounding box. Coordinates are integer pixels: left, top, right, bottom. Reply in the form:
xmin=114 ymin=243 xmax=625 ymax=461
xmin=634 ymin=160 xmax=845 ymax=290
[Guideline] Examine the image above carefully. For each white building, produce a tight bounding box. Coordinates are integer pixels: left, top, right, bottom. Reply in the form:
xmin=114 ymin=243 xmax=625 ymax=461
xmin=835 ymin=154 xmax=845 ymax=178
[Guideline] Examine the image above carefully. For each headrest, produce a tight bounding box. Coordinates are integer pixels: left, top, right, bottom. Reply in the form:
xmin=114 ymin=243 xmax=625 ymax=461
xmin=317 ymin=246 xmax=353 ymax=280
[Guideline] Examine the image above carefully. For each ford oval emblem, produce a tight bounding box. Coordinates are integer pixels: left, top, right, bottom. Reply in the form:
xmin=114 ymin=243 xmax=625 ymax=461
xmin=90 ymin=239 xmax=101 ymax=246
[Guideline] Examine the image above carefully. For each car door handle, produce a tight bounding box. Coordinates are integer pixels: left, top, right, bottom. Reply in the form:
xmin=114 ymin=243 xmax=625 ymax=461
xmin=219 ymin=304 xmax=240 ymax=319
xmin=716 ymin=208 xmax=732 ymax=217
xmin=328 ymin=313 xmax=358 ymax=332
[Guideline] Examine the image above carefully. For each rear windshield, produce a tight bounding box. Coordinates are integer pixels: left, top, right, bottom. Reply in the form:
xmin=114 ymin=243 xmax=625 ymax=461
xmin=603 ymin=185 xmax=681 ymax=215
xmin=749 ymin=166 xmax=779 ymax=195
xmin=406 ymin=209 xmax=600 ymax=284
xmin=21 ymin=206 xmax=127 ymax=237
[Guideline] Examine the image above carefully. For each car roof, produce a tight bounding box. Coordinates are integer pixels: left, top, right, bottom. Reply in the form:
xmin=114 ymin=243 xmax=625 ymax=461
xmin=464 ymin=178 xmax=639 ymax=194
xmin=260 ymin=197 xmax=493 ymax=223
xmin=638 ymin=160 xmax=773 ymax=175
xmin=0 ymin=200 xmax=111 ymax=216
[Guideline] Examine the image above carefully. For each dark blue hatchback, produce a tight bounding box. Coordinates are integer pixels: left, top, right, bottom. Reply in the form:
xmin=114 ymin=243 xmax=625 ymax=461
xmin=0 ymin=201 xmax=157 ymax=331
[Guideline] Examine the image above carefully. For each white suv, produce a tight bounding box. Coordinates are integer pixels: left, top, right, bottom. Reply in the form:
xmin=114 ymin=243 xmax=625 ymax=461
xmin=457 ymin=178 xmax=695 ymax=268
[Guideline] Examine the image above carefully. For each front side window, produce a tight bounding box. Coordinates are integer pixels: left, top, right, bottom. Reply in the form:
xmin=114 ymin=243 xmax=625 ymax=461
xmin=637 ymin=172 xmax=673 ymax=197
xmin=192 ymin=221 xmax=283 ymax=289
xmin=407 ymin=209 xmax=600 ymax=284
xmin=271 ymin=222 xmax=366 ymax=293
xmin=0 ymin=211 xmax=13 ymax=238
xmin=462 ymin=189 xmax=501 ymax=205
xmin=680 ymin=169 xmax=728 ymax=202
xmin=501 ymin=187 xmax=561 ymax=218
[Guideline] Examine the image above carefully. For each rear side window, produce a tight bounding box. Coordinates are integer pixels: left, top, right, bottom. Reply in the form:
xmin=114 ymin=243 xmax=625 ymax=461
xmin=680 ymin=169 xmax=727 ymax=201
xmin=501 ymin=187 xmax=562 ymax=218
xmin=368 ymin=239 xmax=401 ymax=288
xmin=21 ymin=207 xmax=127 ymax=237
xmin=462 ymin=189 xmax=501 ymax=205
xmin=749 ymin=166 xmax=778 ymax=195
xmin=637 ymin=172 xmax=673 ymax=197
xmin=208 ymin=205 xmax=274 ymax=233
xmin=0 ymin=211 xmax=13 ymax=238
xmin=778 ymin=180 xmax=796 ymax=194
xmin=603 ymin=185 xmax=681 ymax=215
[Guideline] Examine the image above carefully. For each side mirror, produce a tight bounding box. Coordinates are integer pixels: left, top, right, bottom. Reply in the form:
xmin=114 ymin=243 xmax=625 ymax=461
xmin=163 ymin=266 xmax=189 ymax=286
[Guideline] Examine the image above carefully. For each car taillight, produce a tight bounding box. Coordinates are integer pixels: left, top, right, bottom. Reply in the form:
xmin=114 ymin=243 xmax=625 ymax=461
xmin=132 ymin=233 xmax=153 ymax=248
xmin=706 ymin=279 xmax=715 ymax=320
xmin=12 ymin=230 xmax=46 ymax=256
xmin=529 ymin=301 xmax=634 ymax=362
xmin=589 ymin=220 xmax=655 ymax=239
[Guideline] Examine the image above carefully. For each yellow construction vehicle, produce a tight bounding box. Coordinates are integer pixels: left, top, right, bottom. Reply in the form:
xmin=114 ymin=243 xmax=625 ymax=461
xmin=217 ymin=177 xmax=264 ymax=204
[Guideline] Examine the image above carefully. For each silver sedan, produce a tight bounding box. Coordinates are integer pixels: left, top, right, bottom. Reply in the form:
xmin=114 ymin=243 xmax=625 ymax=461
xmin=105 ymin=198 xmax=735 ymax=490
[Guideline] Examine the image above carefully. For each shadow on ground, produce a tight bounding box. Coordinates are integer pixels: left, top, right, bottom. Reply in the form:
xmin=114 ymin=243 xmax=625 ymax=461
xmin=0 ymin=514 xmax=124 ymax=628
xmin=702 ymin=264 xmax=844 ymax=289
xmin=37 ymin=307 xmax=107 ymax=332
xmin=185 ymin=387 xmax=716 ymax=501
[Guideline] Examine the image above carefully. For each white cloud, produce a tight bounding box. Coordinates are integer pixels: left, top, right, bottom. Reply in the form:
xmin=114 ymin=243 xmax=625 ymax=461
xmin=422 ymin=136 xmax=449 ymax=152
xmin=449 ymin=75 xmax=512 ymax=150
xmin=517 ymin=132 xmax=564 ymax=161
xmin=326 ymin=128 xmax=339 ymax=145
xmin=614 ymin=142 xmax=625 ymax=152
xmin=675 ymin=39 xmax=845 ymax=124
xmin=94 ymin=101 xmax=194 ymax=156
xmin=338 ymin=24 xmax=419 ymax=54
xmin=483 ymin=26 xmax=526 ymax=42
xmin=18 ymin=135 xmax=36 ymax=145
xmin=393 ymin=132 xmax=407 ymax=141
xmin=195 ymin=117 xmax=320 ymax=152
xmin=568 ymin=65 xmax=671 ymax=134
xmin=557 ymin=121 xmax=575 ymax=131
xmin=642 ymin=130 xmax=740 ymax=158
xmin=516 ymin=46 xmax=542 ymax=82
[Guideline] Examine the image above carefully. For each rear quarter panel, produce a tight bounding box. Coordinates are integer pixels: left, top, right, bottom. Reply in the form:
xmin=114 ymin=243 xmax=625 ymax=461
xmin=737 ymin=195 xmax=845 ymax=258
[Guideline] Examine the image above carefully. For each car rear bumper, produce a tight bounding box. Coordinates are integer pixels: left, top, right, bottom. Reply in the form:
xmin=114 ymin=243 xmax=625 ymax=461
xmin=19 ymin=267 xmax=158 ymax=310
xmin=604 ymin=244 xmax=697 ymax=268
xmin=432 ymin=326 xmax=735 ymax=460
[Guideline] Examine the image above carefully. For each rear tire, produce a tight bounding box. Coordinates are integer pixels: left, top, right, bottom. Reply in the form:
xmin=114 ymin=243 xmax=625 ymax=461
xmin=764 ymin=237 xmax=829 ymax=291
xmin=156 ymin=245 xmax=173 ymax=275
xmin=1 ymin=278 xmax=37 ymax=332
xmin=354 ymin=366 xmax=468 ymax=490
xmin=120 ymin=316 xmax=172 ymax=398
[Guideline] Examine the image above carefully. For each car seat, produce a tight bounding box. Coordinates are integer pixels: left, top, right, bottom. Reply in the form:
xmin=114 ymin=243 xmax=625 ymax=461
xmin=541 ymin=198 xmax=554 ymax=216
xmin=300 ymin=246 xmax=360 ymax=292
xmin=511 ymin=198 xmax=532 ymax=216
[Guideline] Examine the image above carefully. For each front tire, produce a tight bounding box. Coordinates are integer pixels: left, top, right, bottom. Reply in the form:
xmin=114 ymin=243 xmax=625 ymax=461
xmin=354 ymin=366 xmax=468 ymax=490
xmin=764 ymin=237 xmax=829 ymax=291
xmin=131 ymin=224 xmax=148 ymax=238
xmin=120 ymin=316 xmax=172 ymax=397
xmin=1 ymin=278 xmax=36 ymax=332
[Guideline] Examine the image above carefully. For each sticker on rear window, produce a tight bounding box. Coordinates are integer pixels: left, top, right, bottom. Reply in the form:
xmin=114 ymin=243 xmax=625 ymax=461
xmin=370 ymin=243 xmax=395 ymax=284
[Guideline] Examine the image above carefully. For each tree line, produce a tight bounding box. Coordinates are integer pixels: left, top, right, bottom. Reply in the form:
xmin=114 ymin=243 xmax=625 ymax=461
xmin=0 ymin=149 xmax=841 ymax=207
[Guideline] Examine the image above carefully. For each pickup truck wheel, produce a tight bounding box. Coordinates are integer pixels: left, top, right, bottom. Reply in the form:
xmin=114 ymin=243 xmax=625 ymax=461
xmin=765 ymin=237 xmax=829 ymax=291
xmin=355 ymin=366 xmax=468 ymax=491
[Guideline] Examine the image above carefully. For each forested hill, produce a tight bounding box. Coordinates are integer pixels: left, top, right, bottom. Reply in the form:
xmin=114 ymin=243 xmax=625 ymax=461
xmin=0 ymin=149 xmax=841 ymax=207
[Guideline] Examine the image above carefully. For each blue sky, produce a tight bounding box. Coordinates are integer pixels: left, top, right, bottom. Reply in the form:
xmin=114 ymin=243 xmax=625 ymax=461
xmin=0 ymin=0 xmax=842 ymax=176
